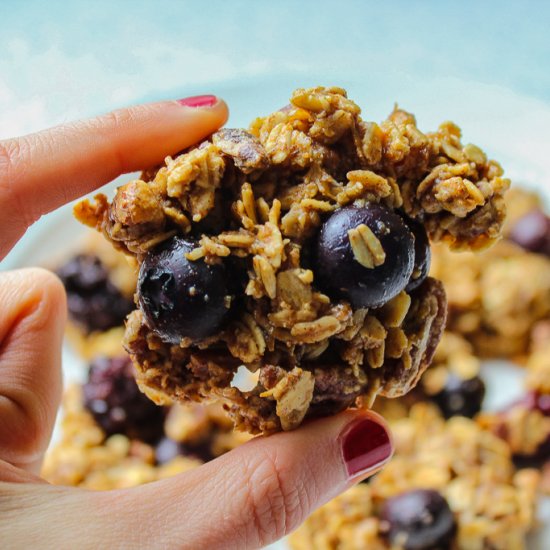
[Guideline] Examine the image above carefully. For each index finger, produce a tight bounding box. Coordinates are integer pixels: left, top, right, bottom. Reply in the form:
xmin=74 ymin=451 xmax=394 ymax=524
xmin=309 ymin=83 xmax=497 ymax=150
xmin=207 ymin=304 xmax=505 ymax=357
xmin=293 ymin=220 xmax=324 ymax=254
xmin=0 ymin=95 xmax=228 ymax=258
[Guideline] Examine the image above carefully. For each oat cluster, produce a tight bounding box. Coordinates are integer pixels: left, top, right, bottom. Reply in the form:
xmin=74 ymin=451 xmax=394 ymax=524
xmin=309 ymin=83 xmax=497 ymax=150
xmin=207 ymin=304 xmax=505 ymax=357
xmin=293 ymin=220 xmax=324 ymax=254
xmin=75 ymin=86 xmax=509 ymax=433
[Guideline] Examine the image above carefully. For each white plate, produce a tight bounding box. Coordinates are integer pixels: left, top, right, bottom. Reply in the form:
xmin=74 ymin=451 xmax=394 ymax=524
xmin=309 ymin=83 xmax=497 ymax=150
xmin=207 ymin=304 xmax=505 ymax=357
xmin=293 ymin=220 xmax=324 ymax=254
xmin=2 ymin=73 xmax=549 ymax=549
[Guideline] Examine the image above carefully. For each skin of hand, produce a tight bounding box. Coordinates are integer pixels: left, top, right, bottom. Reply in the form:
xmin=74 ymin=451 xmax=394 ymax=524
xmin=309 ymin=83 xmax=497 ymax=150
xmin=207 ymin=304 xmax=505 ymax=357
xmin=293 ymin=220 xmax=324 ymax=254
xmin=0 ymin=96 xmax=393 ymax=549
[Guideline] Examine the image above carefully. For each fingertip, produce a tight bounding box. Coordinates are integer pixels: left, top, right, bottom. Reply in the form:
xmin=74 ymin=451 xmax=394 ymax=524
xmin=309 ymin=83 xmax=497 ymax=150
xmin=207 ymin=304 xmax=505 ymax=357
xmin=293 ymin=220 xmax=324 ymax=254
xmin=215 ymin=97 xmax=230 ymax=126
xmin=338 ymin=410 xmax=393 ymax=481
xmin=176 ymin=95 xmax=230 ymax=125
xmin=104 ymin=97 xmax=230 ymax=174
xmin=0 ymin=268 xmax=67 ymax=333
xmin=19 ymin=267 xmax=68 ymax=331
xmin=167 ymin=95 xmax=229 ymax=132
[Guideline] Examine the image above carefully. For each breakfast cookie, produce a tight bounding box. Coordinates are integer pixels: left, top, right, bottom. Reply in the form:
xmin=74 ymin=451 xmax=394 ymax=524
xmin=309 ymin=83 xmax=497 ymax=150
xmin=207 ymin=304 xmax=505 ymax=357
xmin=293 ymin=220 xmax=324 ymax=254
xmin=75 ymin=86 xmax=509 ymax=433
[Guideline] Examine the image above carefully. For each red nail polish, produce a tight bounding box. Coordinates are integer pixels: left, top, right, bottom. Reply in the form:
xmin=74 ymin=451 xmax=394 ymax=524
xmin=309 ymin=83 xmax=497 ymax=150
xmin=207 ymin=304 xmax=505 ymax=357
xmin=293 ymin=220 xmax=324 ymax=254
xmin=177 ymin=95 xmax=218 ymax=108
xmin=341 ymin=417 xmax=392 ymax=477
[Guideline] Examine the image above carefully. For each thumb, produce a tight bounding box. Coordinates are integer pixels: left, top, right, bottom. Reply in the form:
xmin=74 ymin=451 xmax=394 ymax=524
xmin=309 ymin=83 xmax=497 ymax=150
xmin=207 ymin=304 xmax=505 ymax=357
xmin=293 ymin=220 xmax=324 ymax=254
xmin=0 ymin=268 xmax=66 ymax=474
xmin=5 ymin=411 xmax=391 ymax=549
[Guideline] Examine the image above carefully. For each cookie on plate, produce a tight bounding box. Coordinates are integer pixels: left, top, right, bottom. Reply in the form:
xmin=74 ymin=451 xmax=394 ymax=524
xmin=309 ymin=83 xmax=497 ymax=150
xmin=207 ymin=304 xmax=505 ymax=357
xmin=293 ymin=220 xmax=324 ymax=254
xmin=430 ymin=187 xmax=550 ymax=358
xmin=42 ymin=355 xmax=249 ymax=489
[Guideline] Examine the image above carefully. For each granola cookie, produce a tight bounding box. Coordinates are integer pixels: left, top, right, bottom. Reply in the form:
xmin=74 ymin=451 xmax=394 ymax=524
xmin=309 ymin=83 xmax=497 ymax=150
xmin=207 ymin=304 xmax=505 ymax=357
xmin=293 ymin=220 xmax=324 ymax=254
xmin=41 ymin=384 xmax=199 ymax=489
xmin=289 ymin=403 xmax=539 ymax=550
xmin=56 ymin=233 xmax=138 ymax=358
xmin=75 ymin=86 xmax=510 ymax=433
xmin=477 ymin=325 xmax=550 ymax=480
xmin=430 ymin=188 xmax=550 ymax=358
xmin=43 ymin=353 xmax=250 ymax=488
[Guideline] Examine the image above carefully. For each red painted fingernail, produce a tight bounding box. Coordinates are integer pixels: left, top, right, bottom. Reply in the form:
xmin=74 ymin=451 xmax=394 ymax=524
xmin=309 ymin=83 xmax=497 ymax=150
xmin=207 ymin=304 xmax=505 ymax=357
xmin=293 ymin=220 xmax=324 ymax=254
xmin=177 ymin=95 xmax=218 ymax=108
xmin=341 ymin=417 xmax=392 ymax=478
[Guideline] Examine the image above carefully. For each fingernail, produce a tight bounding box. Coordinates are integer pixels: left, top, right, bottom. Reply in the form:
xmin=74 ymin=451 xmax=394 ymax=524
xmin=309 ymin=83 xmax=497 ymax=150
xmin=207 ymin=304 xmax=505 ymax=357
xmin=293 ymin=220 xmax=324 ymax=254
xmin=177 ymin=95 xmax=218 ymax=108
xmin=341 ymin=417 xmax=392 ymax=478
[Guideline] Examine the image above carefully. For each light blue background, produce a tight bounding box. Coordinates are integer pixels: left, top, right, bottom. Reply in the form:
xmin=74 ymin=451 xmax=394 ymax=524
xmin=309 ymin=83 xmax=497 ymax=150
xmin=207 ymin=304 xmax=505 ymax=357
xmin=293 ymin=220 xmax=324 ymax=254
xmin=1 ymin=0 xmax=549 ymax=139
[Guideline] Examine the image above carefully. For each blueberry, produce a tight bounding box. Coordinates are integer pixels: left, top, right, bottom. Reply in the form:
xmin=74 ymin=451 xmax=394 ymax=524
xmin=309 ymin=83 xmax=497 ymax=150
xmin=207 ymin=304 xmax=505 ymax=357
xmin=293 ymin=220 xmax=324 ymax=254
xmin=404 ymin=217 xmax=431 ymax=292
xmin=518 ymin=391 xmax=550 ymax=417
xmin=380 ymin=489 xmax=456 ymax=550
xmin=510 ymin=392 xmax=550 ymax=468
xmin=83 ymin=356 xmax=165 ymax=443
xmin=508 ymin=209 xmax=550 ymax=256
xmin=430 ymin=373 xmax=485 ymax=419
xmin=533 ymin=392 xmax=550 ymax=417
xmin=137 ymin=236 xmax=232 ymax=344
xmin=315 ymin=204 xmax=415 ymax=309
xmin=56 ymin=254 xmax=134 ymax=333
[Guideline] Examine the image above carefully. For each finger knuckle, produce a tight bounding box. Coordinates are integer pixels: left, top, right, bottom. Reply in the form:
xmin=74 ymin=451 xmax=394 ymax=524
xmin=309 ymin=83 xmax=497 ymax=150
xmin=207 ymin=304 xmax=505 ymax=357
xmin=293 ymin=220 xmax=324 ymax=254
xmin=0 ymin=138 xmax=38 ymax=227
xmin=0 ymin=138 xmax=29 ymax=184
xmin=88 ymin=107 xmax=140 ymax=172
xmin=100 ymin=107 xmax=138 ymax=131
xmin=0 ymin=139 xmax=17 ymax=174
xmin=240 ymin=448 xmax=316 ymax=545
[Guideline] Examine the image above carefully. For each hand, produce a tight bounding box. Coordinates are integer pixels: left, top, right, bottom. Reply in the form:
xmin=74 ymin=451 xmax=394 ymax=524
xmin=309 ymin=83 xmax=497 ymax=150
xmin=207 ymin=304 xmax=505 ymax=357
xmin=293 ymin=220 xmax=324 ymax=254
xmin=0 ymin=96 xmax=392 ymax=549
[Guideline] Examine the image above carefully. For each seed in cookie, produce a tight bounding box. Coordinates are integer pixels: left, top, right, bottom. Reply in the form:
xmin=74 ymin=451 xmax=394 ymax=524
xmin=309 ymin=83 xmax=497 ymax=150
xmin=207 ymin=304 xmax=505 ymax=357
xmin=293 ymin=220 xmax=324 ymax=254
xmin=404 ymin=217 xmax=431 ymax=292
xmin=430 ymin=372 xmax=485 ymax=419
xmin=83 ymin=355 xmax=165 ymax=443
xmin=380 ymin=489 xmax=456 ymax=550
xmin=137 ymin=236 xmax=232 ymax=343
xmin=315 ymin=204 xmax=415 ymax=309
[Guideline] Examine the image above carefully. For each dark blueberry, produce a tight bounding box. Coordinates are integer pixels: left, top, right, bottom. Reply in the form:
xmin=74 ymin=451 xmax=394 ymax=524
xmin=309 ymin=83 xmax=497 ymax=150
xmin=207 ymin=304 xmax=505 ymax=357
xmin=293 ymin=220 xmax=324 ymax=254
xmin=508 ymin=209 xmax=550 ymax=256
xmin=380 ymin=489 xmax=456 ymax=550
xmin=137 ymin=236 xmax=232 ymax=344
xmin=508 ymin=392 xmax=550 ymax=467
xmin=56 ymin=254 xmax=134 ymax=333
xmin=224 ymin=255 xmax=249 ymax=296
xmin=535 ymin=393 xmax=550 ymax=417
xmin=515 ymin=391 xmax=550 ymax=417
xmin=430 ymin=373 xmax=485 ymax=419
xmin=315 ymin=204 xmax=415 ymax=309
xmin=513 ymin=440 xmax=550 ymax=469
xmin=404 ymin=217 xmax=431 ymax=292
xmin=83 ymin=355 xmax=165 ymax=443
